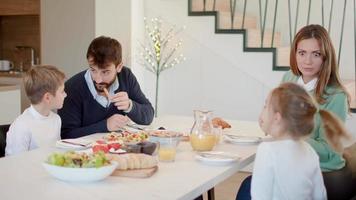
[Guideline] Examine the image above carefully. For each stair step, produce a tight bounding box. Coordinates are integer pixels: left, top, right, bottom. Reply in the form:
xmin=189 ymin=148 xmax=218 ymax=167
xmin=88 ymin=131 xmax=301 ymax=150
xmin=218 ymin=12 xmax=257 ymax=29
xmin=191 ymin=0 xmax=230 ymax=12
xmin=246 ymin=29 xmax=281 ymax=48
xmin=277 ymin=46 xmax=290 ymax=66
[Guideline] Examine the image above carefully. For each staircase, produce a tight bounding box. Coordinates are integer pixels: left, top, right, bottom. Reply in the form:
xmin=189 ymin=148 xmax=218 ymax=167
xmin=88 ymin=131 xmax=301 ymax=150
xmin=188 ymin=0 xmax=356 ymax=112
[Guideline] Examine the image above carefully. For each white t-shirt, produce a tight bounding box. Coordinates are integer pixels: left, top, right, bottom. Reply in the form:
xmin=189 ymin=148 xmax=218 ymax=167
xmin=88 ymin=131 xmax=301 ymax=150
xmin=5 ymin=105 xmax=61 ymax=156
xmin=251 ymin=139 xmax=327 ymax=200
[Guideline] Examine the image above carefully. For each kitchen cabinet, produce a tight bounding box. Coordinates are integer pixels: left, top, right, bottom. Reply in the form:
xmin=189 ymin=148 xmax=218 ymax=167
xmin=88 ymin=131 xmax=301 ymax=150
xmin=0 ymin=84 xmax=21 ymax=125
xmin=0 ymin=0 xmax=39 ymax=16
xmin=0 ymin=0 xmax=40 ymax=72
xmin=0 ymin=76 xmax=30 ymax=112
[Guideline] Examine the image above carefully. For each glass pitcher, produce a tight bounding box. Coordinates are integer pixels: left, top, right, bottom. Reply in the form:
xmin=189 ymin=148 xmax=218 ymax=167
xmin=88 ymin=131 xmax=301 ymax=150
xmin=190 ymin=110 xmax=216 ymax=151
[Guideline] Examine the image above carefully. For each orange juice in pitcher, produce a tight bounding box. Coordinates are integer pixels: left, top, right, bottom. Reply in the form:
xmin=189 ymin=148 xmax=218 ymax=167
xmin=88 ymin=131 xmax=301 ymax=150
xmin=190 ymin=110 xmax=217 ymax=151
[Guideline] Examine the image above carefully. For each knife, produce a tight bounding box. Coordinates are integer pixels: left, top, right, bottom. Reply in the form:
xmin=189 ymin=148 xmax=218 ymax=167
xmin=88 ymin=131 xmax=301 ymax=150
xmin=61 ymin=140 xmax=91 ymax=147
xmin=198 ymin=152 xmax=239 ymax=159
xmin=126 ymin=124 xmax=146 ymax=131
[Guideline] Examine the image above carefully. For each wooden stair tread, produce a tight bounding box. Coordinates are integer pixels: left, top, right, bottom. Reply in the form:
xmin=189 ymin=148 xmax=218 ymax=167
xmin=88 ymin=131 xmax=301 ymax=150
xmin=191 ymin=0 xmax=230 ymax=12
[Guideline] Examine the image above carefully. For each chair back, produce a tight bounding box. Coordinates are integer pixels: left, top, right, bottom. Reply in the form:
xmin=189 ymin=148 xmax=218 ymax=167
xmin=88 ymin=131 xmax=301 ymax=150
xmin=0 ymin=124 xmax=10 ymax=157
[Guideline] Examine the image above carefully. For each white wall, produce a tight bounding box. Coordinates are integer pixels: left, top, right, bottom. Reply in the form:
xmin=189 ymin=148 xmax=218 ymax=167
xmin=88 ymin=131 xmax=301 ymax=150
xmin=135 ymin=0 xmax=284 ymax=120
xmin=95 ymin=0 xmax=132 ymax=66
xmin=41 ymin=0 xmax=95 ymax=78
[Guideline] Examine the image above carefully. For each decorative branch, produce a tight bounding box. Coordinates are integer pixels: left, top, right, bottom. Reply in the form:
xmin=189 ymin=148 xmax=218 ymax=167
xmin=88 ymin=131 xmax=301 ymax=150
xmin=137 ymin=17 xmax=186 ymax=117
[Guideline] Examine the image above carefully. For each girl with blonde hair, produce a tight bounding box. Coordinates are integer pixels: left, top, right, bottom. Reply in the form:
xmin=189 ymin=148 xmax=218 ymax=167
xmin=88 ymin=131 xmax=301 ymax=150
xmin=251 ymin=82 xmax=349 ymax=199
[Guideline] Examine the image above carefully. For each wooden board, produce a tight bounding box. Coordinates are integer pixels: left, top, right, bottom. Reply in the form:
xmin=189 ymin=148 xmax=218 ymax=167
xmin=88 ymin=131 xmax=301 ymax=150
xmin=111 ymin=166 xmax=158 ymax=178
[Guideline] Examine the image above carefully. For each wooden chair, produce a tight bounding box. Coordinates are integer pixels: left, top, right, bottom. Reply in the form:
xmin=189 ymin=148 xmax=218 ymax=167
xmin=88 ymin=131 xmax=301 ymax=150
xmin=0 ymin=124 xmax=10 ymax=157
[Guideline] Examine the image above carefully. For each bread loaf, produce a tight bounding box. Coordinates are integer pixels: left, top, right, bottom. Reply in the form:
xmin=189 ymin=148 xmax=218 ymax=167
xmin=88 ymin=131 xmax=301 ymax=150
xmin=108 ymin=153 xmax=158 ymax=170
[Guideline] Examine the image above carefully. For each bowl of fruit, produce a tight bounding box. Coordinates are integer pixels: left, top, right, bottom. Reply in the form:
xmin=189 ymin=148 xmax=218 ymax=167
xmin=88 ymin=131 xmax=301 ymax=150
xmin=43 ymin=151 xmax=118 ymax=182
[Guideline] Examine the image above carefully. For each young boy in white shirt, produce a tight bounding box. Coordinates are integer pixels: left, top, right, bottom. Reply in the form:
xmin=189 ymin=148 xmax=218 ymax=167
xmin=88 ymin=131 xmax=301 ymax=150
xmin=5 ymin=65 xmax=66 ymax=156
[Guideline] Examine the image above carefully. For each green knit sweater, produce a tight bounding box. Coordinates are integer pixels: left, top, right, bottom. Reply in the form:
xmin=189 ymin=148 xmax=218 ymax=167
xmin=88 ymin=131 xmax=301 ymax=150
xmin=282 ymin=70 xmax=347 ymax=171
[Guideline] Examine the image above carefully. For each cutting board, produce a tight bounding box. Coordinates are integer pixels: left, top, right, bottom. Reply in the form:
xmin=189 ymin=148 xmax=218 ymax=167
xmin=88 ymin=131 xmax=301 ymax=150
xmin=111 ymin=166 xmax=158 ymax=178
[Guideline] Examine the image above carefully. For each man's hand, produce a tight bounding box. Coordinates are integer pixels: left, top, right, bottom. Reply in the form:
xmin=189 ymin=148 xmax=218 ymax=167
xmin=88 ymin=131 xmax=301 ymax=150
xmin=107 ymin=114 xmax=129 ymax=131
xmin=110 ymin=91 xmax=131 ymax=111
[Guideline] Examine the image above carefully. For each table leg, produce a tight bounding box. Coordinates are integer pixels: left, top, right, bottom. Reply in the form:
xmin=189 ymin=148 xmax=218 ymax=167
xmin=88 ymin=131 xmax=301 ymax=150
xmin=208 ymin=187 xmax=215 ymax=200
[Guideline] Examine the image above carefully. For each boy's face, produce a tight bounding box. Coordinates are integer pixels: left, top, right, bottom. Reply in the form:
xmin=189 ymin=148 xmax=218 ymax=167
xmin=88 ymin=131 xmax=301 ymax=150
xmin=88 ymin=57 xmax=123 ymax=93
xmin=49 ymin=83 xmax=67 ymax=109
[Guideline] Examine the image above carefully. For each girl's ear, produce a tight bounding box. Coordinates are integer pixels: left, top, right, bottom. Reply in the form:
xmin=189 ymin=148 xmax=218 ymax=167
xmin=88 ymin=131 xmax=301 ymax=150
xmin=273 ymin=111 xmax=283 ymax=125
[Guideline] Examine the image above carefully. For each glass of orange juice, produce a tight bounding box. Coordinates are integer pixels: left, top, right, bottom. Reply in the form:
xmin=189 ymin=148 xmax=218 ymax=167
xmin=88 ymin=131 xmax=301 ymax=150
xmin=158 ymin=137 xmax=178 ymax=162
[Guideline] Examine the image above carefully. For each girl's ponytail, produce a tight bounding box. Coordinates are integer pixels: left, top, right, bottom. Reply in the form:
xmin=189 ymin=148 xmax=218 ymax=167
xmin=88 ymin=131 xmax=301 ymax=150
xmin=319 ymin=109 xmax=350 ymax=153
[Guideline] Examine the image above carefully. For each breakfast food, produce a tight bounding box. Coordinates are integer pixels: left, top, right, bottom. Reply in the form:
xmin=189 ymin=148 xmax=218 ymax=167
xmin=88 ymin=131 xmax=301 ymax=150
xmin=212 ymin=117 xmax=231 ymax=129
xmin=149 ymin=130 xmax=183 ymax=137
xmin=190 ymin=133 xmax=216 ymax=151
xmin=104 ymin=131 xmax=149 ymax=144
xmin=108 ymin=153 xmax=158 ymax=170
xmin=103 ymin=88 xmax=110 ymax=99
xmin=47 ymin=151 xmax=110 ymax=168
xmin=92 ymin=139 xmax=123 ymax=153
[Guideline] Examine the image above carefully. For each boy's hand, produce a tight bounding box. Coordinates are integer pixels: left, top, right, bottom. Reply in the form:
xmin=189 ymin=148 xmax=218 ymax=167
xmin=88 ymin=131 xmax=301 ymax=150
xmin=110 ymin=91 xmax=131 ymax=111
xmin=107 ymin=114 xmax=129 ymax=131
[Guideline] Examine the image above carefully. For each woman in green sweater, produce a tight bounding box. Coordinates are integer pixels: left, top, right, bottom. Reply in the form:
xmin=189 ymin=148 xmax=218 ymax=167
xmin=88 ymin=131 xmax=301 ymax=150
xmin=282 ymin=24 xmax=354 ymax=199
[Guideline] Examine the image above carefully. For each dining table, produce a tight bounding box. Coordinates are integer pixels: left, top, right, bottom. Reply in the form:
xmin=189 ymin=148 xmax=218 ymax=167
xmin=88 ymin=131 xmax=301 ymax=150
xmin=0 ymin=115 xmax=264 ymax=200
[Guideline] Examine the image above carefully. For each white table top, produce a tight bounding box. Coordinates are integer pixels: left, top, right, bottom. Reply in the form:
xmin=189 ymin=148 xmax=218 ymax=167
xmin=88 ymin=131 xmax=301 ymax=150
xmin=0 ymin=115 xmax=264 ymax=200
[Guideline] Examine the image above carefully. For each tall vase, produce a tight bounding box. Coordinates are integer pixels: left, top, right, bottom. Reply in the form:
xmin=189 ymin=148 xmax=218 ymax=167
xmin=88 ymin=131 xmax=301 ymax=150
xmin=154 ymin=71 xmax=160 ymax=117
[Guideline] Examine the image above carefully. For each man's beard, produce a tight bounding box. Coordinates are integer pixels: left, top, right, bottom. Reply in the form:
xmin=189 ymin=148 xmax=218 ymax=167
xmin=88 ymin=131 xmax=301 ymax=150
xmin=93 ymin=77 xmax=116 ymax=92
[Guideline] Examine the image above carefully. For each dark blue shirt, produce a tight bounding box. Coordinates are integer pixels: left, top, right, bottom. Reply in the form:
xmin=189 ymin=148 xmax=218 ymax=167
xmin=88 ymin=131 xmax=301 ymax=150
xmin=58 ymin=67 xmax=154 ymax=139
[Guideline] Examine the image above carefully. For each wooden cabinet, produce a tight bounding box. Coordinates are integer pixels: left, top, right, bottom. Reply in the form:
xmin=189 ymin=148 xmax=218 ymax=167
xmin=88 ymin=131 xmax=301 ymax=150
xmin=0 ymin=0 xmax=40 ymax=15
xmin=0 ymin=0 xmax=40 ymax=71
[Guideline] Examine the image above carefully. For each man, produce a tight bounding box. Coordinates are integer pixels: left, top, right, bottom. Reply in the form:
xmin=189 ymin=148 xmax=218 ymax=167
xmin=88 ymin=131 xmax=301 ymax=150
xmin=58 ymin=36 xmax=154 ymax=139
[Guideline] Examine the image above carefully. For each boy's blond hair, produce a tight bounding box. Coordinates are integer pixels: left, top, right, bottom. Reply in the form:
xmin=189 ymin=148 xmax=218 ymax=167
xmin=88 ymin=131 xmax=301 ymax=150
xmin=24 ymin=65 xmax=65 ymax=104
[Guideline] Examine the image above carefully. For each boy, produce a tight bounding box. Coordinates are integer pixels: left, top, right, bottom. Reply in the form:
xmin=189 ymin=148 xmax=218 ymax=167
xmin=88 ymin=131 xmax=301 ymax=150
xmin=5 ymin=65 xmax=66 ymax=156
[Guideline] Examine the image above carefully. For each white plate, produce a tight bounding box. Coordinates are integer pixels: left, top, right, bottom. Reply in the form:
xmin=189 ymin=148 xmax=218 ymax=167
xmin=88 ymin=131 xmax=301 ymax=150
xmin=224 ymin=135 xmax=262 ymax=144
xmin=55 ymin=139 xmax=93 ymax=150
xmin=195 ymin=151 xmax=240 ymax=166
xmin=42 ymin=161 xmax=118 ymax=182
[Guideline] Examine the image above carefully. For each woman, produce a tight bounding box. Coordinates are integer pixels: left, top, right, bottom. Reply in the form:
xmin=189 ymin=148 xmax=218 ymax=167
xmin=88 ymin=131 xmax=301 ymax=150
xmin=281 ymin=24 xmax=354 ymax=199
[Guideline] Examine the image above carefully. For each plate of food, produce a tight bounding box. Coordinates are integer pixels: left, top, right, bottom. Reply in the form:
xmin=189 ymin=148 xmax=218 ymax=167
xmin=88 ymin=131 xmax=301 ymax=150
xmin=148 ymin=130 xmax=183 ymax=145
xmin=195 ymin=151 xmax=240 ymax=166
xmin=103 ymin=131 xmax=149 ymax=145
xmin=43 ymin=151 xmax=117 ymax=182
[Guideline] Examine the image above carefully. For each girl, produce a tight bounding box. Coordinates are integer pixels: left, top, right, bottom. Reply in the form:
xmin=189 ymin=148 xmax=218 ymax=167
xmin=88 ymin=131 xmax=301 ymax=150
xmin=251 ymin=82 xmax=348 ymax=199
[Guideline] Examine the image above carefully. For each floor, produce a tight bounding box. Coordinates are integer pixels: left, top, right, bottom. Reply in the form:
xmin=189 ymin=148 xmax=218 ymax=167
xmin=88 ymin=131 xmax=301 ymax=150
xmin=202 ymin=172 xmax=251 ymax=200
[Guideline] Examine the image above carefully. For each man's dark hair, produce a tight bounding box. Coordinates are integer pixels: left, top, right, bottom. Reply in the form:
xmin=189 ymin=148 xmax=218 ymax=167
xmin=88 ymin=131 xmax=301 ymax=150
xmin=86 ymin=36 xmax=122 ymax=68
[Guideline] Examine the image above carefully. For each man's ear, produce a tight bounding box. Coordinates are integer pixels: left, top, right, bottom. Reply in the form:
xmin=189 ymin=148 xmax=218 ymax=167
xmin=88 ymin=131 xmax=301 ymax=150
xmin=116 ymin=62 xmax=123 ymax=73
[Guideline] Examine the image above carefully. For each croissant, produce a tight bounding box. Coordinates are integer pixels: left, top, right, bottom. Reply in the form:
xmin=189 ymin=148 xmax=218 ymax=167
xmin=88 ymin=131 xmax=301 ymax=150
xmin=108 ymin=153 xmax=158 ymax=170
xmin=212 ymin=117 xmax=231 ymax=129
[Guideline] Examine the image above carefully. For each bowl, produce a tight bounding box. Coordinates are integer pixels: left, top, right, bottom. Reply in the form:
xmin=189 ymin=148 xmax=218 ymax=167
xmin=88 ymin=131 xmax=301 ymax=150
xmin=148 ymin=130 xmax=183 ymax=146
xmin=42 ymin=161 xmax=118 ymax=182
